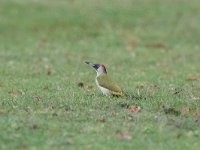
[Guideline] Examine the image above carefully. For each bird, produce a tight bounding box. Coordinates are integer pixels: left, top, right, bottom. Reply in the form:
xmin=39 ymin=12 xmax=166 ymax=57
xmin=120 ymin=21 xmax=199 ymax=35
xmin=85 ymin=61 xmax=123 ymax=96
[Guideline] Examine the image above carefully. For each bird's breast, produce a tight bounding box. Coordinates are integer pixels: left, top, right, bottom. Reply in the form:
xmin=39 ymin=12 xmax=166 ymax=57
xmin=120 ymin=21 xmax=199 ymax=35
xmin=95 ymin=78 xmax=111 ymax=96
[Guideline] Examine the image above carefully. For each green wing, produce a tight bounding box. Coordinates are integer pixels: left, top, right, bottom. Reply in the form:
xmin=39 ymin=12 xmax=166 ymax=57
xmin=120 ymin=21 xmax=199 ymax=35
xmin=97 ymin=74 xmax=123 ymax=96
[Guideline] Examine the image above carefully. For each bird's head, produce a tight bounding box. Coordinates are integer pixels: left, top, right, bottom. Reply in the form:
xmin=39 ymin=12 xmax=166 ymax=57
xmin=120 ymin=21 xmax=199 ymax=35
xmin=85 ymin=61 xmax=107 ymax=76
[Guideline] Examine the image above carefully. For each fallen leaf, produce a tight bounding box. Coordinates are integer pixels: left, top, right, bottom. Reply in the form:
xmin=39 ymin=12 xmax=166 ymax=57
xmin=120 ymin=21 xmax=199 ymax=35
xmin=128 ymin=105 xmax=141 ymax=113
xmin=116 ymin=131 xmax=132 ymax=140
xmin=192 ymin=112 xmax=200 ymax=118
xmin=186 ymin=76 xmax=200 ymax=81
xmin=180 ymin=107 xmax=190 ymax=115
xmin=145 ymin=42 xmax=166 ymax=49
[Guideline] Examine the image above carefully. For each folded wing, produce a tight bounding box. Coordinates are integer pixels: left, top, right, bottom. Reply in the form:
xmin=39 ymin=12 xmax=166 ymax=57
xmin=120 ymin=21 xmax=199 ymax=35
xmin=97 ymin=74 xmax=123 ymax=96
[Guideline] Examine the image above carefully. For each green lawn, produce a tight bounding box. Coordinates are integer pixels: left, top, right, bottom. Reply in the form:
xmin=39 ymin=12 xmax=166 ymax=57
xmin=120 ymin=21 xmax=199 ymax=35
xmin=0 ymin=0 xmax=200 ymax=149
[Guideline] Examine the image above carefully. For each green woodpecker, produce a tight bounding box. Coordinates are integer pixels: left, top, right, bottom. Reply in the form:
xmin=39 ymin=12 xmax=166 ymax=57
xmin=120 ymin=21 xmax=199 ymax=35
xmin=85 ymin=61 xmax=123 ymax=96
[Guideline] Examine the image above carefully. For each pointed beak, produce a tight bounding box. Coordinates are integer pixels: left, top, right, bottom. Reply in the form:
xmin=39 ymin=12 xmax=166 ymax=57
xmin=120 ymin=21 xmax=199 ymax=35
xmin=85 ymin=61 xmax=99 ymax=71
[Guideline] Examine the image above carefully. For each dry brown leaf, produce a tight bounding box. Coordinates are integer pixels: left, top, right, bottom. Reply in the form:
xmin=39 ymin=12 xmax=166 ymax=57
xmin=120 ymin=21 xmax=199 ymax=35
xmin=180 ymin=107 xmax=190 ymax=115
xmin=116 ymin=131 xmax=132 ymax=140
xmin=128 ymin=105 xmax=141 ymax=113
xmin=186 ymin=76 xmax=200 ymax=81
xmin=192 ymin=112 xmax=200 ymax=118
xmin=145 ymin=43 xmax=166 ymax=49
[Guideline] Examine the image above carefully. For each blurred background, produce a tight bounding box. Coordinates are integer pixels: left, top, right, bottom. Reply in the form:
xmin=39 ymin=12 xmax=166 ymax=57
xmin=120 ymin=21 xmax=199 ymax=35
xmin=0 ymin=0 xmax=200 ymax=149
xmin=1 ymin=0 xmax=199 ymax=86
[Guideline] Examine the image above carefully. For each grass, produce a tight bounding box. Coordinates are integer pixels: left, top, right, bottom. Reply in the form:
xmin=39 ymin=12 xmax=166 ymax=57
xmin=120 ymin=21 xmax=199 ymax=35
xmin=0 ymin=0 xmax=200 ymax=149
